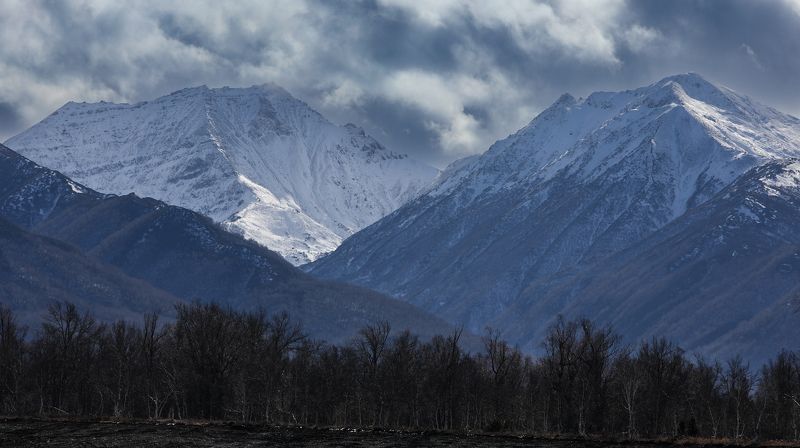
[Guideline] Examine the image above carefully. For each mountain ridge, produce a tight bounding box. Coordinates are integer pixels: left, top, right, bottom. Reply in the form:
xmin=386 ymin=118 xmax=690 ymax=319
xmin=0 ymin=214 xmax=183 ymax=326
xmin=309 ymin=73 xmax=800 ymax=362
xmin=6 ymin=84 xmax=438 ymax=264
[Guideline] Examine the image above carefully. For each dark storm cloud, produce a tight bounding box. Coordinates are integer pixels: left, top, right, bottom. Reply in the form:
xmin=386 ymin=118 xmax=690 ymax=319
xmin=0 ymin=0 xmax=798 ymax=166
xmin=359 ymin=97 xmax=445 ymax=165
xmin=0 ymin=102 xmax=23 ymax=134
xmin=157 ymin=15 xmax=208 ymax=50
xmin=620 ymin=0 xmax=800 ymax=113
xmin=354 ymin=8 xmax=461 ymax=72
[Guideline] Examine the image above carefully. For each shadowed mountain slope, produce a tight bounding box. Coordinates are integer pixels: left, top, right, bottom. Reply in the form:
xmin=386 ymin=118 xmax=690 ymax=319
xmin=0 ymin=144 xmax=453 ymax=343
xmin=309 ymin=74 xmax=800 ymax=361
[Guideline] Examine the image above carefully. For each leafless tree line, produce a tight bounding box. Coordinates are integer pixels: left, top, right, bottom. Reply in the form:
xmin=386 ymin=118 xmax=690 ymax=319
xmin=0 ymin=302 xmax=798 ymax=440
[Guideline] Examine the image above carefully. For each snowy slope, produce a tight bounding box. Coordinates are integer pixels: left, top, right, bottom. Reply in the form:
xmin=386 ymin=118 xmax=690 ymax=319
xmin=427 ymin=73 xmax=800 ymax=210
xmin=309 ymin=73 xmax=800 ymax=359
xmin=6 ymin=84 xmax=437 ymax=264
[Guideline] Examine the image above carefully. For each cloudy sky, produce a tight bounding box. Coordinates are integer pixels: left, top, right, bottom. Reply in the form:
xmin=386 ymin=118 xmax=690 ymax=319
xmin=1 ymin=0 xmax=799 ymax=166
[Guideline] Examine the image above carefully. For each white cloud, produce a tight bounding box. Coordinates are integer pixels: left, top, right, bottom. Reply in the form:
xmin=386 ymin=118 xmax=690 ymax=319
xmin=379 ymin=0 xmax=626 ymax=65
xmin=740 ymin=43 xmax=765 ymax=71
xmin=0 ymin=0 xmax=638 ymax=154
xmin=622 ymin=25 xmax=662 ymax=53
xmin=382 ymin=70 xmax=487 ymax=154
xmin=322 ymin=80 xmax=366 ymax=108
xmin=1 ymin=0 xmax=799 ymax=162
xmin=788 ymin=0 xmax=800 ymax=16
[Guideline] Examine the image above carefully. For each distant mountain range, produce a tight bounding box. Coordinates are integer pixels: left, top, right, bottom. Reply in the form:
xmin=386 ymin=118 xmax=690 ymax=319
xmin=0 ymin=144 xmax=452 ymax=343
xmin=309 ymin=73 xmax=800 ymax=364
xmin=4 ymin=74 xmax=799 ymax=363
xmin=6 ymin=84 xmax=437 ymax=265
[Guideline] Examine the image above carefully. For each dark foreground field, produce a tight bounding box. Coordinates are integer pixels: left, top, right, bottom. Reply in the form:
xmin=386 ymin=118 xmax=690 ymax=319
xmin=1 ymin=419 xmax=796 ymax=448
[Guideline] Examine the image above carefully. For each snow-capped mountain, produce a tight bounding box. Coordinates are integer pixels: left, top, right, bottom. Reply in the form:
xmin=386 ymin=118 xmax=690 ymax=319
xmin=309 ymin=73 xmax=800 ymax=360
xmin=6 ymin=84 xmax=437 ymax=264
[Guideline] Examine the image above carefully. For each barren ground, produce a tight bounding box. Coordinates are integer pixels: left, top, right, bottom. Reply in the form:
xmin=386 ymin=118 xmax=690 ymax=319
xmin=0 ymin=419 xmax=791 ymax=447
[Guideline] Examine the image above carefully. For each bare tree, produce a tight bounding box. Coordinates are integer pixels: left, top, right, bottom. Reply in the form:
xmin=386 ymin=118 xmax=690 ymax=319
xmin=0 ymin=305 xmax=25 ymax=414
xmin=542 ymin=316 xmax=581 ymax=433
xmin=614 ymin=350 xmax=641 ymax=437
xmin=2 ymin=303 xmax=799 ymax=439
xmin=723 ymin=356 xmax=752 ymax=439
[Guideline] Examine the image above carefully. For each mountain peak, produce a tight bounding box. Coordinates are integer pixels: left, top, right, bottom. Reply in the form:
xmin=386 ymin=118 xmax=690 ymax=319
xmin=554 ymin=92 xmax=577 ymax=107
xmin=161 ymin=84 xmax=299 ymax=104
xmin=657 ymin=72 xmax=714 ymax=88
xmin=643 ymin=72 xmax=741 ymax=111
xmin=251 ymin=81 xmax=291 ymax=95
xmin=6 ymin=82 xmax=438 ymax=265
xmin=463 ymin=72 xmax=800 ymax=208
xmin=166 ymin=84 xmax=210 ymax=97
xmin=205 ymin=83 xmax=294 ymax=99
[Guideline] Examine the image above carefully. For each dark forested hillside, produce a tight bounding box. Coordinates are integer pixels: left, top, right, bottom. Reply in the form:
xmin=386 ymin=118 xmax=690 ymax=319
xmin=0 ymin=144 xmax=453 ymax=343
xmin=0 ymin=217 xmax=181 ymax=325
